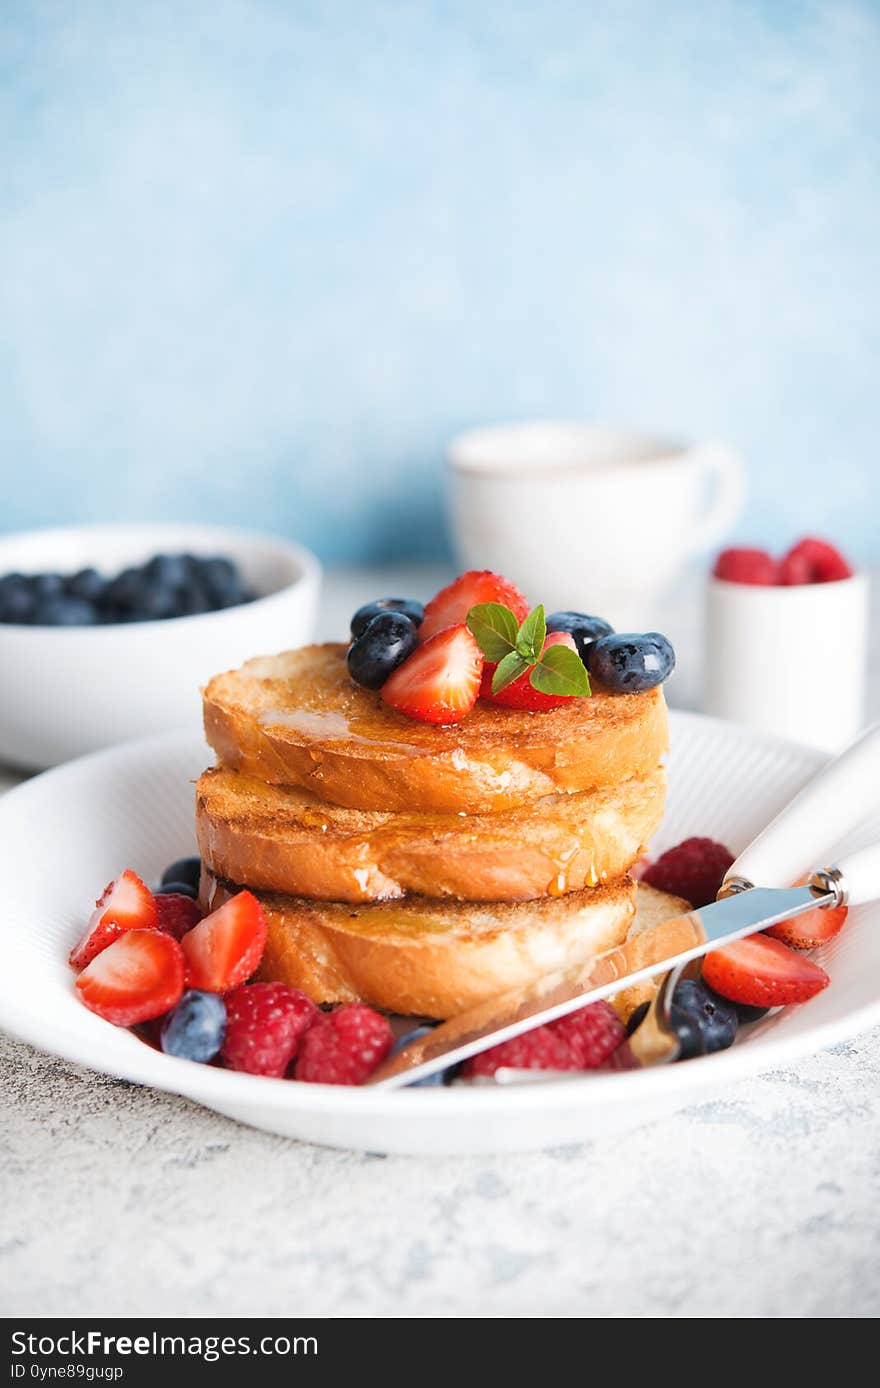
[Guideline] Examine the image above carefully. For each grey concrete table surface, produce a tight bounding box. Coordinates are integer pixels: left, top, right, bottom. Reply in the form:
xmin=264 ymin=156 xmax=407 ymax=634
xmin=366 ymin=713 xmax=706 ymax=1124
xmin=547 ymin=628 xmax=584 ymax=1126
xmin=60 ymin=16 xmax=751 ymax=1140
xmin=1 ymin=566 xmax=879 ymax=1319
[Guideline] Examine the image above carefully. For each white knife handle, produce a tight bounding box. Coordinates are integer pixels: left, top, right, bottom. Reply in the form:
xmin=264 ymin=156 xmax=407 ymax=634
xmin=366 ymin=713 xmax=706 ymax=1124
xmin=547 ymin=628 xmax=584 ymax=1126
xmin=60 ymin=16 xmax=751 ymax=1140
xmin=823 ymin=842 xmax=880 ymax=908
xmin=724 ymin=722 xmax=880 ymax=892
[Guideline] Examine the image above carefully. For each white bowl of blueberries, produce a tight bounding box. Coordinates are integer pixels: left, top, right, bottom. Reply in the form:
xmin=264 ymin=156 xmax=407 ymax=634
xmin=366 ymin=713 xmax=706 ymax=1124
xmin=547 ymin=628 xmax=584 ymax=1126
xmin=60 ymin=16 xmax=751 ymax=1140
xmin=0 ymin=523 xmax=320 ymax=770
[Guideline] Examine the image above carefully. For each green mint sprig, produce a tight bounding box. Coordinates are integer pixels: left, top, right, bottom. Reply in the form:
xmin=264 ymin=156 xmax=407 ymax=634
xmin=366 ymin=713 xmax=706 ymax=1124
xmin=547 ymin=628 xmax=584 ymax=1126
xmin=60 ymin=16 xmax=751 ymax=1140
xmin=466 ymin=602 xmax=591 ymax=698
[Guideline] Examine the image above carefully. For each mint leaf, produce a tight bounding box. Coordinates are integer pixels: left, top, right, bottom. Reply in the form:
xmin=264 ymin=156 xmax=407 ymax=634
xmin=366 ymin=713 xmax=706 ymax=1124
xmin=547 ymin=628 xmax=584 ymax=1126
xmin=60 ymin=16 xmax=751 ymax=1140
xmin=530 ymin=645 xmax=591 ymax=697
xmin=466 ymin=602 xmax=519 ymax=662
xmin=491 ymin=650 xmax=532 ymax=695
xmin=515 ymin=604 xmax=546 ymax=662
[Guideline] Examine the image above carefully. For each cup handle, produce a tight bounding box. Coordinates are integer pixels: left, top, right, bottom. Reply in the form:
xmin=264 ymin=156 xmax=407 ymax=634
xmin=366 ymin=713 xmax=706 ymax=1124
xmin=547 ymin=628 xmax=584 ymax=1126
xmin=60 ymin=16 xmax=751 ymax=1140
xmin=691 ymin=443 xmax=746 ymax=552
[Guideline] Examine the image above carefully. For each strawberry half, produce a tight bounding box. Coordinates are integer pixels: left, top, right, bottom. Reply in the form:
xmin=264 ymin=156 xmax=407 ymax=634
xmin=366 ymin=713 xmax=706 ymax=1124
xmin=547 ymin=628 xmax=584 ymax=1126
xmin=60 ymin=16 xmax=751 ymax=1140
xmin=381 ymin=625 xmax=483 ymax=725
xmin=69 ymin=869 xmax=158 ymax=971
xmin=419 ymin=570 xmax=528 ymax=643
xmin=180 ymin=889 xmax=267 ymax=992
xmin=765 ymin=899 xmax=848 ymax=951
xmin=480 ymin=631 xmax=579 ymax=711
xmin=75 ymin=929 xmax=184 ymax=1026
xmin=702 ymin=933 xmax=829 ymax=1007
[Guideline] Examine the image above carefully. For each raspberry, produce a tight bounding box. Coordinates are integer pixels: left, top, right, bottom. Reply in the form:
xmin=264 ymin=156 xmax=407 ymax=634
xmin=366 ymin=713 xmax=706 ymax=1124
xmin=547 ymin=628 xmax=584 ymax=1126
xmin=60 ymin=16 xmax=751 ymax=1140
xmin=221 ymin=982 xmax=317 ymax=1077
xmin=712 ymin=547 xmax=778 ymax=585
xmin=462 ymin=1001 xmax=624 ymax=1078
xmin=642 ymin=836 xmax=735 ymax=908
xmin=462 ymin=1027 xmax=574 ymax=1078
xmin=155 ymin=893 xmax=201 ymax=941
xmin=552 ymin=1002 xmax=626 ymax=1068
xmin=295 ymin=1003 xmax=394 ymax=1085
xmin=779 ymin=537 xmax=853 ymax=585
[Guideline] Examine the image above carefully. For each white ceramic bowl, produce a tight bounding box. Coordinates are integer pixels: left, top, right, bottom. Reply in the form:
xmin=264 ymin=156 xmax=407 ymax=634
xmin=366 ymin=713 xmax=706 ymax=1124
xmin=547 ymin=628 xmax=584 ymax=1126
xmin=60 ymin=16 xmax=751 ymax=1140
xmin=0 ymin=524 xmax=321 ymax=770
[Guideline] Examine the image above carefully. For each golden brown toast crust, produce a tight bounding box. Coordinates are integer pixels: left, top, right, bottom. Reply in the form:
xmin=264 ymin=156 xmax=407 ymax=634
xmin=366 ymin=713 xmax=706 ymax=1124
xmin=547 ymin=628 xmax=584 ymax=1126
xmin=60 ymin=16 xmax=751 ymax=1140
xmin=202 ymin=871 xmax=638 ymax=1019
xmin=196 ymin=764 xmax=666 ymax=903
xmin=203 ymin=644 xmax=669 ymax=812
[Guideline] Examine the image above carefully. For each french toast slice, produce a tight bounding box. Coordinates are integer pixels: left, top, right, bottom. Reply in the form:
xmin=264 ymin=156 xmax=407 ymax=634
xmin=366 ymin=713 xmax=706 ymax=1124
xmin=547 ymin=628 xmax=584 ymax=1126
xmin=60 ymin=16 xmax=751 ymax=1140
xmin=203 ymin=644 xmax=668 ymax=812
xmin=202 ymin=871 xmax=638 ymax=1019
xmin=196 ymin=764 xmax=666 ymax=903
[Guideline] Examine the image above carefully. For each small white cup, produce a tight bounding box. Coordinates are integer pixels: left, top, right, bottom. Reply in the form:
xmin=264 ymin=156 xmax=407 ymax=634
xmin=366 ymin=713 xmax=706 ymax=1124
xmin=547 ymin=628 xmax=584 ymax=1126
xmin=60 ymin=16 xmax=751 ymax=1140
xmin=448 ymin=421 xmax=745 ymax=628
xmin=704 ymin=573 xmax=870 ymax=752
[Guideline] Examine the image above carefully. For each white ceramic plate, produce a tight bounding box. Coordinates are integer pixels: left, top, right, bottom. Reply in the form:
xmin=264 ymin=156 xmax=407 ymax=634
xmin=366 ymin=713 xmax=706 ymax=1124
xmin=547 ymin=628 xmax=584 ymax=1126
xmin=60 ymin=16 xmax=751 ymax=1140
xmin=2 ymin=713 xmax=879 ymax=1155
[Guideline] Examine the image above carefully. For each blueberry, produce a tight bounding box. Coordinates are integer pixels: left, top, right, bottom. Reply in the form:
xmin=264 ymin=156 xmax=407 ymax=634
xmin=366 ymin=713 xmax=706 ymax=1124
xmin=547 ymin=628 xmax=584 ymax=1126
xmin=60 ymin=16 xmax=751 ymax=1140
xmin=161 ymin=857 xmax=202 ymax=892
xmin=0 ymin=574 xmax=36 ymax=624
xmin=670 ymin=978 xmax=738 ymax=1060
xmin=586 ymin=632 xmax=676 ymax=692
xmin=103 ymin=566 xmax=146 ymax=615
xmin=351 ymin=598 xmax=424 ymax=641
xmin=392 ymin=1025 xmax=445 ymax=1087
xmin=137 ymin=584 xmax=181 ymax=620
xmin=143 ymin=553 xmax=193 ymax=591
xmin=176 ymin=579 xmax=215 ymax=616
xmin=66 ymin=568 xmax=106 ymax=603
xmin=156 ymin=880 xmax=199 ymax=900
xmin=31 ymin=572 xmax=65 ymax=599
xmin=32 ymin=595 xmax=99 ymax=626
xmin=546 ymin=611 xmax=615 ymax=662
xmin=732 ymin=1001 xmax=771 ymax=1025
xmin=347 ymin=611 xmax=419 ymax=689
xmin=160 ymin=990 xmax=226 ymax=1062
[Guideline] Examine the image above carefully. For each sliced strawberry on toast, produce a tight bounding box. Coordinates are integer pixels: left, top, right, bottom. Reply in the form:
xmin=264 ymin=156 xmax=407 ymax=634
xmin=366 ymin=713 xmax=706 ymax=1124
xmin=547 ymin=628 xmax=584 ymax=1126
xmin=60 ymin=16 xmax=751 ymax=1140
xmin=419 ymin=570 xmax=528 ymax=642
xmin=480 ymin=631 xmax=579 ymax=711
xmin=381 ymin=624 xmax=483 ymax=725
xmin=180 ymin=889 xmax=267 ymax=992
xmin=703 ymin=933 xmax=829 ymax=1007
xmin=69 ymin=869 xmax=158 ymax=970
xmin=75 ymin=929 xmax=184 ymax=1026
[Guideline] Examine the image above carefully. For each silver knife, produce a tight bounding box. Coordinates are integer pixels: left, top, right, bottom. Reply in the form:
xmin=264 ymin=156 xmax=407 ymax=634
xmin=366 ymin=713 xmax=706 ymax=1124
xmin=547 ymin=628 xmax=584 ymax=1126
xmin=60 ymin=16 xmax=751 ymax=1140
xmin=368 ymin=722 xmax=880 ymax=1090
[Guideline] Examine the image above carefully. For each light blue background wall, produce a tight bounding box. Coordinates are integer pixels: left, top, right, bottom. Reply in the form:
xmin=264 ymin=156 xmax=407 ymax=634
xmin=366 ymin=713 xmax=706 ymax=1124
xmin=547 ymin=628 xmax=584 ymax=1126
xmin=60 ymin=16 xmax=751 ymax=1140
xmin=1 ymin=1 xmax=878 ymax=564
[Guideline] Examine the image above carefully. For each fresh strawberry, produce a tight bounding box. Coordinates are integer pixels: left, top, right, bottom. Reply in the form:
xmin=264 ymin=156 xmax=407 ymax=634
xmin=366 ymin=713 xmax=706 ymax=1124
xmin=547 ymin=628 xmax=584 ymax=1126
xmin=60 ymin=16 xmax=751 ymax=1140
xmin=765 ymin=899 xmax=848 ymax=950
xmin=381 ymin=625 xmax=483 ymax=725
xmin=75 ymin=929 xmax=184 ymax=1026
xmin=712 ymin=547 xmax=779 ymax=585
xmin=180 ymin=890 xmax=267 ymax=993
xmin=221 ymin=982 xmax=317 ymax=1076
xmin=702 ymin=933 xmax=829 ymax=1007
xmin=69 ymin=869 xmax=158 ymax=970
xmin=419 ymin=570 xmax=528 ymax=642
xmin=779 ymin=537 xmax=853 ymax=585
xmin=155 ymin=892 xmax=202 ymax=942
xmin=480 ymin=631 xmax=580 ymax=710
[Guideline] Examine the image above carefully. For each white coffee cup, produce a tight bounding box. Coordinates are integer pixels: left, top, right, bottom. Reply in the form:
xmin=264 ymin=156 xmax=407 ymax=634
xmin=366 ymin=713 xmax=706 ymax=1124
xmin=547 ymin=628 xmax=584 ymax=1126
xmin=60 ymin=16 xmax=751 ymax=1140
xmin=448 ymin=421 xmax=745 ymax=628
xmin=705 ymin=573 xmax=870 ymax=752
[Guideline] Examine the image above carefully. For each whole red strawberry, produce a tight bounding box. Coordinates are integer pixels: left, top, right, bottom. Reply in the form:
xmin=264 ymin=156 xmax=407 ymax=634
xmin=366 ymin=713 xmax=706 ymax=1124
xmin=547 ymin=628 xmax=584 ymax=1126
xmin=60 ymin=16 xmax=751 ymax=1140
xmin=462 ymin=1001 xmax=625 ymax=1077
xmin=295 ymin=1003 xmax=394 ymax=1085
xmin=641 ymin=837 xmax=734 ymax=908
xmin=221 ymin=982 xmax=317 ymax=1077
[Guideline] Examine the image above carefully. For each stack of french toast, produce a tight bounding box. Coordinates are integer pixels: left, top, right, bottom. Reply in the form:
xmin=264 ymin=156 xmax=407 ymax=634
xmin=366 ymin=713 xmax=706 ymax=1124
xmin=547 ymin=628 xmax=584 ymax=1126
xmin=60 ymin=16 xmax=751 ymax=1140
xmin=196 ymin=571 xmax=675 ymax=1020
